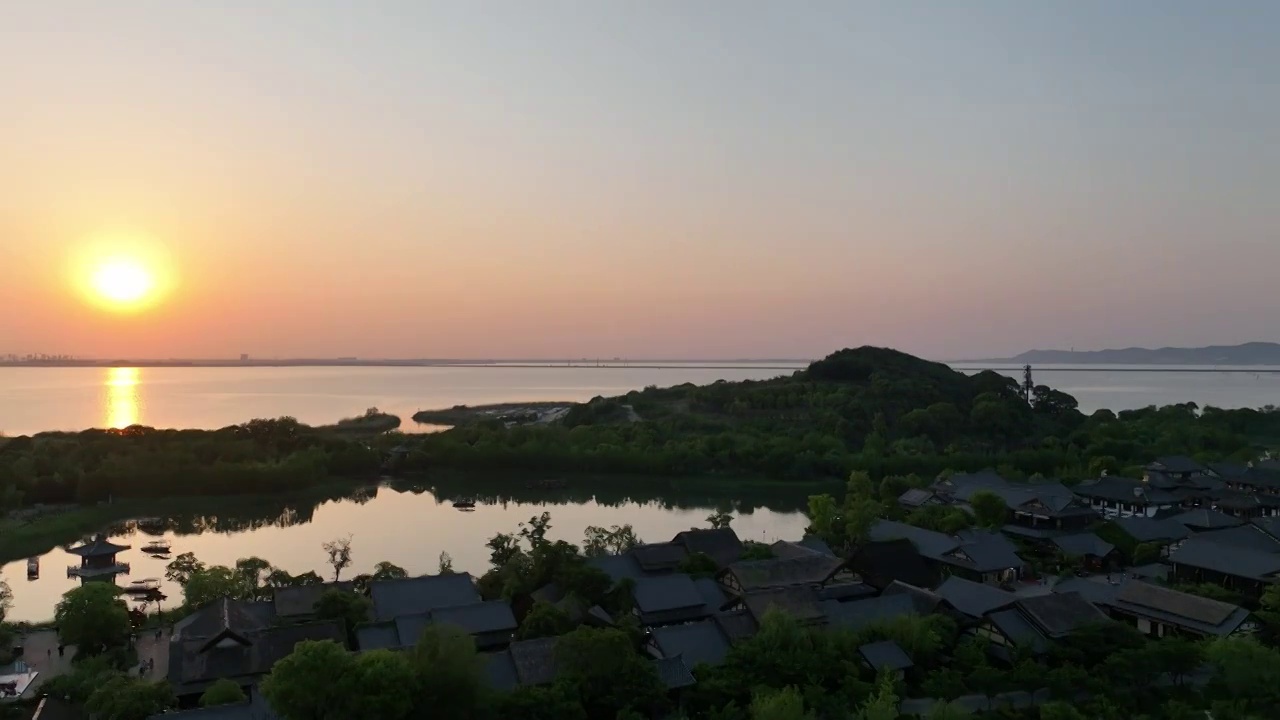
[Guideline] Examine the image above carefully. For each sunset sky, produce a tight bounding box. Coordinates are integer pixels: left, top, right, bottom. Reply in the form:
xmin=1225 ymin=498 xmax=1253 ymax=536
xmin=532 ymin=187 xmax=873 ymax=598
xmin=3 ymin=2 xmax=1277 ymax=361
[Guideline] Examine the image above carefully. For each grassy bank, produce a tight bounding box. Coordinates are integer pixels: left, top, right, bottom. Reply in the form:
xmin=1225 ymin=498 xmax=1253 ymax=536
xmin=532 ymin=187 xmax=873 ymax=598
xmin=411 ymin=401 xmax=570 ymax=426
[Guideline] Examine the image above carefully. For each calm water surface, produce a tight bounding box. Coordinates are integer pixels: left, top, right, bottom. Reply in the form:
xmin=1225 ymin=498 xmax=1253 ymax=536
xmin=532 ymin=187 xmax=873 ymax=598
xmin=1 ymin=484 xmax=809 ymax=622
xmin=3 ymin=364 xmax=1278 ymax=436
xmin=0 ymin=364 xmax=803 ymax=435
xmin=5 ymin=362 xmax=1280 ymax=621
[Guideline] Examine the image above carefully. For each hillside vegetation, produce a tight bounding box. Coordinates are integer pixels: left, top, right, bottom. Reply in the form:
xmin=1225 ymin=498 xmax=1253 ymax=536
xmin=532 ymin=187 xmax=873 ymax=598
xmin=409 ymin=346 xmax=1280 ymax=481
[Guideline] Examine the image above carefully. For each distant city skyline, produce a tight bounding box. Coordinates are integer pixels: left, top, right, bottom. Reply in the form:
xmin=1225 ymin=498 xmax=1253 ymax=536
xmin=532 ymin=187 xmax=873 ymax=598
xmin=4 ymin=2 xmax=1277 ymax=360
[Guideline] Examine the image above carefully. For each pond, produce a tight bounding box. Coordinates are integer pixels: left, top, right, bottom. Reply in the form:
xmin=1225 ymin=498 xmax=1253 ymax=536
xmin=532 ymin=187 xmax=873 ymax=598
xmin=0 ymin=477 xmax=817 ymax=622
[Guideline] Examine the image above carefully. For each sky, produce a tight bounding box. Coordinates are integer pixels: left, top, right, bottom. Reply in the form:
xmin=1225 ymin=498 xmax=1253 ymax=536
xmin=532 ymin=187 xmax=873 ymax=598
xmin=2 ymin=2 xmax=1277 ymax=361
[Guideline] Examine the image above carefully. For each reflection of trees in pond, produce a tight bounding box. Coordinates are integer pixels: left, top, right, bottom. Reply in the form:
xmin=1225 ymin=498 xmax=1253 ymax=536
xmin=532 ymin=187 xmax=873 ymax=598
xmin=405 ymin=473 xmax=820 ymax=515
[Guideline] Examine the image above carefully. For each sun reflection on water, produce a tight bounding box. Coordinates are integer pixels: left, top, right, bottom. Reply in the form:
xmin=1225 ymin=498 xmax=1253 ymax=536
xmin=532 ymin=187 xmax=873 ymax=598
xmin=105 ymin=367 xmax=140 ymax=429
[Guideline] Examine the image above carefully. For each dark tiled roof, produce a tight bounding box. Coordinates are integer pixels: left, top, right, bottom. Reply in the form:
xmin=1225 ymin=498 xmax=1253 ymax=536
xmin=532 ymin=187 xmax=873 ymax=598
xmin=483 ymin=651 xmax=519 ymax=691
xmin=858 ymin=640 xmax=914 ymax=672
xmin=1253 ymin=517 xmax=1280 ymax=539
xmin=650 ymin=620 xmax=732 ymax=668
xmin=633 ymin=542 xmax=688 ymax=572
xmin=67 ymin=535 xmax=129 ymax=557
xmin=393 ymin=613 xmax=429 ymax=648
xmin=633 ymin=574 xmax=706 ymax=613
xmin=588 ymin=553 xmax=647 ymax=584
xmin=817 ymin=582 xmax=878 ymax=602
xmin=1073 ymin=476 xmax=1178 ymax=505
xmin=1052 ymin=533 xmax=1116 ymax=559
xmin=1208 ymin=462 xmax=1250 ymax=478
xmin=1170 ymin=508 xmax=1246 ymax=531
xmin=725 ymin=555 xmax=844 ymax=592
xmin=741 ymin=586 xmax=826 ymax=624
xmin=652 ymin=656 xmax=696 ymax=689
xmin=1116 ymin=581 xmax=1237 ymax=626
xmin=672 ymin=528 xmax=744 ymax=567
xmin=1149 ymin=456 xmax=1207 ymax=474
xmin=1170 ymin=535 xmax=1280 ymax=581
xmin=174 ymin=597 xmax=274 ymax=641
xmin=1113 ymin=517 xmax=1191 ymax=543
xmin=1193 ymin=524 xmax=1280 ymax=554
xmin=797 ymin=535 xmax=836 ymax=557
xmin=713 ymin=609 xmax=759 ymax=642
xmin=898 ymin=489 xmax=937 ymax=507
xmin=871 ymin=522 xmax=1025 ymax=574
xmin=508 ymin=637 xmax=559 ymax=686
xmin=879 ymin=581 xmax=942 ymax=614
xmin=1015 ymin=592 xmax=1108 ymax=638
xmin=848 ymin=539 xmax=940 ymax=590
xmin=432 ymin=601 xmax=517 ymax=636
xmin=355 ymin=622 xmax=401 ymax=651
xmin=273 ymin=582 xmax=355 ymax=618
xmin=1235 ymin=471 xmax=1280 ymax=491
xmin=986 ymin=609 xmax=1049 ymax=653
xmin=871 ymin=521 xmax=956 ymax=556
xmin=824 ymin=594 xmax=918 ymax=631
xmin=694 ymin=578 xmax=728 ymax=610
xmin=948 ymin=533 xmax=1026 ymax=573
xmin=370 ymin=574 xmax=479 ymax=622
xmin=770 ymin=540 xmax=830 ymax=561
xmin=933 ymin=577 xmax=1015 ymax=619
xmin=168 ymin=620 xmax=346 ymax=695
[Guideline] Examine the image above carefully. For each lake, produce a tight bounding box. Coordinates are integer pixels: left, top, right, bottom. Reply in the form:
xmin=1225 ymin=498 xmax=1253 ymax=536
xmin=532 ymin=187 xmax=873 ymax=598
xmin=1 ymin=480 xmax=813 ymax=622
xmin=5 ymin=362 xmax=1280 ymax=621
xmin=3 ymin=363 xmax=1280 ymax=436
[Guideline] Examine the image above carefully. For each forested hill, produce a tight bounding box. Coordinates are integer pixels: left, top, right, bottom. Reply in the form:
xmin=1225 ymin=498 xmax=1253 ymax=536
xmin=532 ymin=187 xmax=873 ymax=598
xmin=417 ymin=346 xmax=1280 ymax=481
xmin=987 ymin=341 xmax=1280 ymax=365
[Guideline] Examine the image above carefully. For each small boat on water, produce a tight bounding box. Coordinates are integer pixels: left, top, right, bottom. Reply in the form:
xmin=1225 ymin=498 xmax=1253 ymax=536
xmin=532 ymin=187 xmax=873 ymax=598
xmin=126 ymin=578 xmax=161 ymax=593
xmin=453 ymin=498 xmax=477 ymax=509
xmin=27 ymin=557 xmax=39 ymax=579
xmin=141 ymin=540 xmax=171 ymax=554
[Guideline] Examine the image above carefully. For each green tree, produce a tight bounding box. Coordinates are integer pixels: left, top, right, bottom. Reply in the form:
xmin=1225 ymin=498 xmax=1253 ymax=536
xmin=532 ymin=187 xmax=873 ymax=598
xmin=495 ymin=685 xmax=586 ymax=720
xmin=706 ymin=510 xmax=735 ymax=529
xmin=925 ymin=701 xmax=973 ymax=720
xmin=351 ymin=649 xmax=416 ymax=720
xmin=164 ymin=552 xmax=206 ymax=585
xmin=1131 ymin=542 xmax=1162 ymax=566
xmin=322 ymin=535 xmax=354 ymax=581
xmin=314 ymin=589 xmax=372 ymax=648
xmin=85 ymin=676 xmax=174 ymax=720
xmin=582 ymin=525 xmax=641 ymax=557
xmin=487 ymin=533 xmax=524 ymax=567
xmin=55 ymin=583 xmax=130 ymax=655
xmin=968 ymin=490 xmax=1007 ymax=528
xmin=806 ymin=494 xmax=844 ymax=548
xmin=0 ymin=577 xmax=11 ymax=621
xmin=749 ymin=686 xmax=812 ymax=720
xmin=406 ymin=624 xmax=490 ymax=718
xmin=183 ymin=566 xmax=250 ymax=608
xmin=199 ymin=678 xmax=247 ymax=707
xmin=438 ymin=551 xmax=455 ymax=575
xmin=555 ymin=627 xmax=667 ymax=718
xmin=854 ymin=674 xmax=899 ymax=720
xmin=678 ymin=552 xmax=720 ymax=579
xmin=261 ymin=640 xmax=356 ymax=720
xmin=235 ymin=556 xmax=272 ymax=592
xmin=517 ymin=602 xmax=575 ymax=641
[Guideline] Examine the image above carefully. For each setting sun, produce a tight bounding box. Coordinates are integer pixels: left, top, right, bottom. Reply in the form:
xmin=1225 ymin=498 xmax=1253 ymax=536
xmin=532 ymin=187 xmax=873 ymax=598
xmin=69 ymin=231 xmax=175 ymax=314
xmin=91 ymin=259 xmax=155 ymax=305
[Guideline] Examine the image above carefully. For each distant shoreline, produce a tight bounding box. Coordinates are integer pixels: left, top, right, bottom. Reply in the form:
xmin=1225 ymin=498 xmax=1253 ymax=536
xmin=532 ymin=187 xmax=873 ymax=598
xmin=0 ymin=359 xmax=809 ymax=369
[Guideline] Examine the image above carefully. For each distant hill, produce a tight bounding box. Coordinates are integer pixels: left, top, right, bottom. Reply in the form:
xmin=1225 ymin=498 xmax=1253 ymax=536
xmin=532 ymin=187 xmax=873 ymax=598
xmin=983 ymin=342 xmax=1280 ymax=366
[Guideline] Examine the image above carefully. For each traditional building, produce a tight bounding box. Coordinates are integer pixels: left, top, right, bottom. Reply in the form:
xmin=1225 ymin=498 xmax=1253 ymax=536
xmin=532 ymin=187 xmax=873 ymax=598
xmin=66 ymin=535 xmax=130 ymax=580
